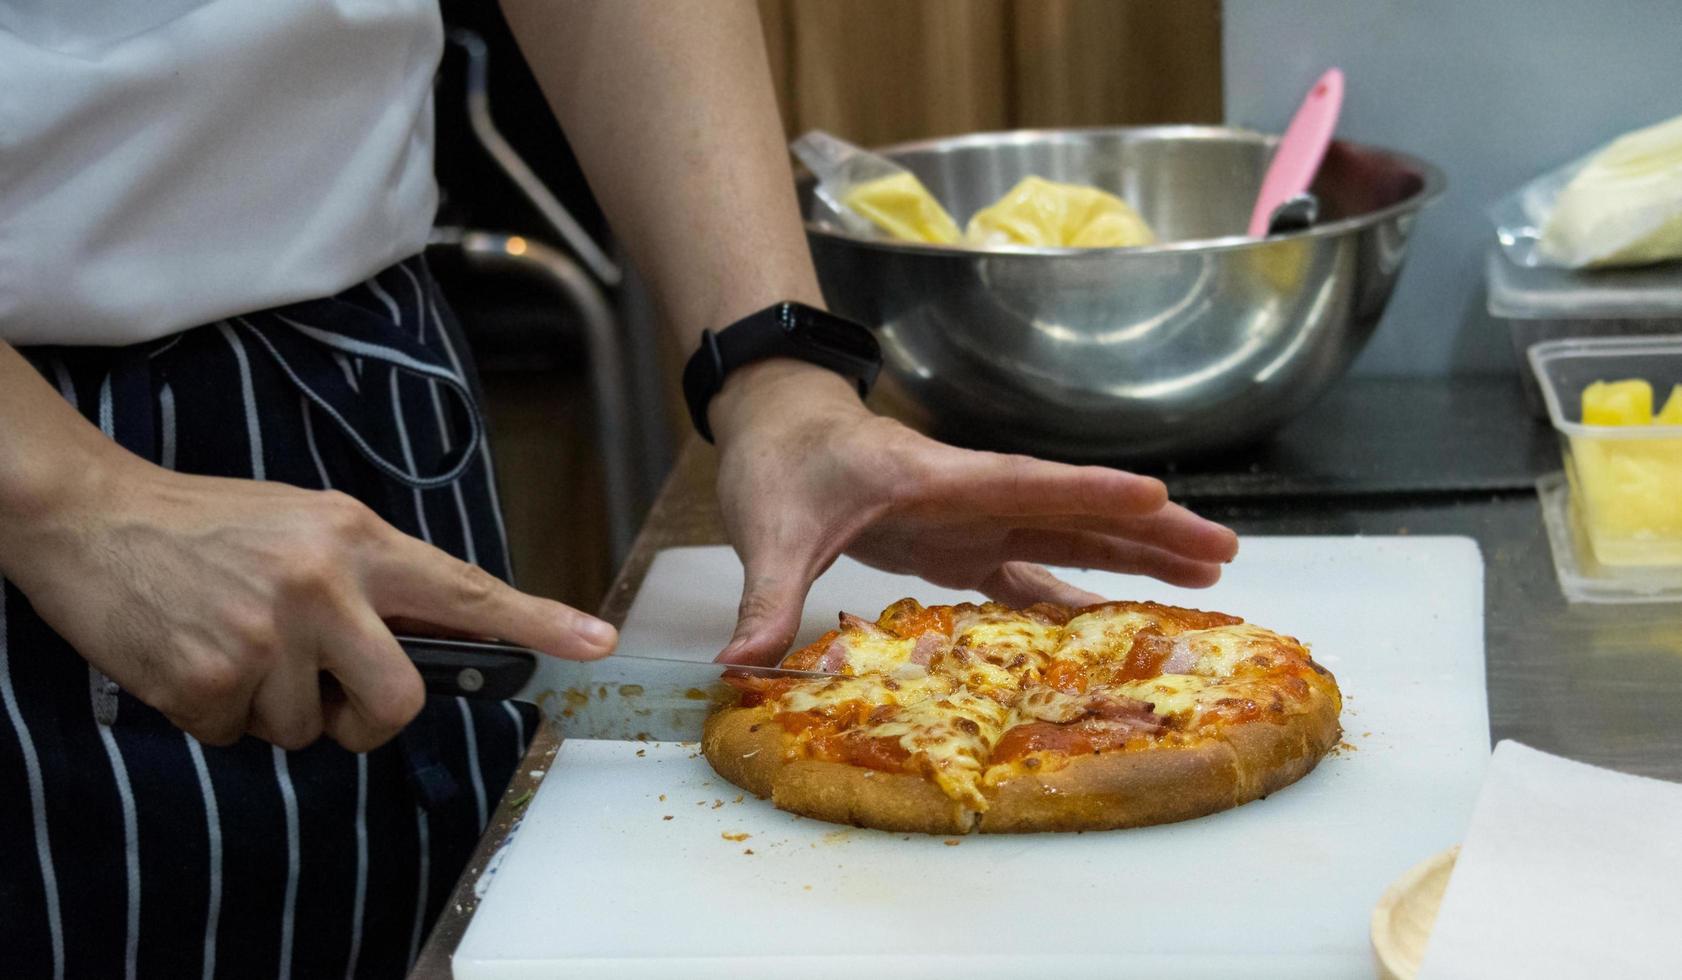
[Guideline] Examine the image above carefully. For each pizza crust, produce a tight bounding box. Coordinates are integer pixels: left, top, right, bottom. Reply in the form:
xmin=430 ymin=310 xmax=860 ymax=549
xmin=702 ymin=705 xmax=976 ymax=834
xmin=980 ymin=683 xmax=1341 ymax=833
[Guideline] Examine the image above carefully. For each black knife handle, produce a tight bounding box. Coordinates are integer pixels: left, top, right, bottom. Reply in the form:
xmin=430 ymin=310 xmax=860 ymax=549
xmin=396 ymin=636 xmax=537 ymax=701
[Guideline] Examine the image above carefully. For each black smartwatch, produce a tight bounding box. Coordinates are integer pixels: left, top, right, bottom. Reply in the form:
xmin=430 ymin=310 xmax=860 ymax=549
xmin=682 ymin=301 xmax=882 ymax=443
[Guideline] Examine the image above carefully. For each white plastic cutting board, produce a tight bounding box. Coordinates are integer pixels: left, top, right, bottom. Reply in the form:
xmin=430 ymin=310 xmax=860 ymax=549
xmin=458 ymin=537 xmax=1489 ymax=978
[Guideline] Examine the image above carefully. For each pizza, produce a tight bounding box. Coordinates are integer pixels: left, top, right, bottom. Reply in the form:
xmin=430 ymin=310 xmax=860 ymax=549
xmin=702 ymin=598 xmax=1341 ymax=834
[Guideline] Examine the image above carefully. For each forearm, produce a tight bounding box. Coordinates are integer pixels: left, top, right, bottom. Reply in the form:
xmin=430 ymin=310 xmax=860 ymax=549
xmin=0 ymin=341 xmax=127 ymax=568
xmin=502 ymin=0 xmax=825 ymax=350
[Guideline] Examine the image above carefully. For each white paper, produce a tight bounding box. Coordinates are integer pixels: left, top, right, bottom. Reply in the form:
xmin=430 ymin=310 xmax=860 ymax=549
xmin=1419 ymin=741 xmax=1682 ymax=979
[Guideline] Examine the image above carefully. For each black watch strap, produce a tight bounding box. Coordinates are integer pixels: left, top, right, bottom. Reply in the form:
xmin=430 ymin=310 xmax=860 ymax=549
xmin=681 ymin=302 xmax=882 ymax=443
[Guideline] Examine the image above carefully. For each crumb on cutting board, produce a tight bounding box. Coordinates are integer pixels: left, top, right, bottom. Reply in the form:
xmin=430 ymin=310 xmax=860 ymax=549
xmin=635 ymin=748 xmax=646 ymax=757
xmin=742 ymin=848 xmax=755 ymax=855
xmin=722 ymin=831 xmax=750 ymax=842
xmin=712 ymin=799 xmax=724 ymax=809
xmin=662 ymin=815 xmax=674 ymax=821
xmin=943 ymin=839 xmax=961 ymax=846
xmin=658 ymin=794 xmax=666 ymax=801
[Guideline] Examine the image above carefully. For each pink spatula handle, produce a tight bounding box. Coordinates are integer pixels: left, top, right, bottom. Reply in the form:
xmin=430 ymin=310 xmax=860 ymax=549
xmin=1248 ymin=68 xmax=1344 ymax=238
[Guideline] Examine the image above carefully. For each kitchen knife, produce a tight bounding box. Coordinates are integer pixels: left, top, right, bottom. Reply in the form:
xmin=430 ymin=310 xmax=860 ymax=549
xmin=396 ymin=635 xmax=539 ymax=700
xmin=396 ymin=635 xmax=833 ymax=739
xmin=533 ymin=652 xmax=832 ymax=742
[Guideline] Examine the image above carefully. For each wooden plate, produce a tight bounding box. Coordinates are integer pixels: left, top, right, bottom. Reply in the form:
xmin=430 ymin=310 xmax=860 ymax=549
xmin=1371 ymin=845 xmax=1459 ymax=980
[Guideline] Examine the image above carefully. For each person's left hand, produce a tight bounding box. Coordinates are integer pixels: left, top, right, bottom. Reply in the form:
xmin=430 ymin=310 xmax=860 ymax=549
xmin=709 ymin=361 xmax=1241 ymax=665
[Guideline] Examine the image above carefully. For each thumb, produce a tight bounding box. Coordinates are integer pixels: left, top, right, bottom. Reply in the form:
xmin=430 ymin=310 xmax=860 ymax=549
xmin=717 ymin=553 xmax=813 ymax=666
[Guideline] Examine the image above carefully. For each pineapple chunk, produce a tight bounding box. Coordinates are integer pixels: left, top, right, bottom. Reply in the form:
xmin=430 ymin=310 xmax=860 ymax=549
xmin=964 ymin=176 xmax=1155 ymax=248
xmin=842 ymin=173 xmax=962 ymax=245
xmin=1657 ymin=384 xmax=1682 ymax=425
xmin=1581 ymin=379 xmax=1654 ymax=426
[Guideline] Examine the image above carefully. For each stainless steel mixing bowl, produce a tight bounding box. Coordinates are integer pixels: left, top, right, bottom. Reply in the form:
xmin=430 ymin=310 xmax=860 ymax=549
xmin=799 ymin=126 xmax=1445 ymax=460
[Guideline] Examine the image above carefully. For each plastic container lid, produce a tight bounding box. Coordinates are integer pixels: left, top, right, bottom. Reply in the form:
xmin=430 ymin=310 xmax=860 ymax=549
xmin=1487 ymin=247 xmax=1682 ymax=320
xmin=1527 ymin=335 xmax=1682 ymax=438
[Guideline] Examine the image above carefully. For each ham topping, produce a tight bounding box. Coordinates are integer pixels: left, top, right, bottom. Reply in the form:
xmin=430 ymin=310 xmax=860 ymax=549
xmin=910 ymin=631 xmax=948 ymax=666
xmin=1017 ymin=689 xmax=1165 ymax=731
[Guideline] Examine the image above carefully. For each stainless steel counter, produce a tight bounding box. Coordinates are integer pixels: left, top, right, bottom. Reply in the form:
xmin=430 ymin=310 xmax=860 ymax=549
xmin=412 ymin=417 xmax=1682 ymax=978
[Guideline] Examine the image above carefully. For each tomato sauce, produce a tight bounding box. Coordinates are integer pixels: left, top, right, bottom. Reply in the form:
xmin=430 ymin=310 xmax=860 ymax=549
xmin=991 ymin=719 xmax=1135 ymax=762
xmin=1042 ymin=659 xmax=1087 ymax=694
xmin=1114 ymin=627 xmax=1174 ymax=682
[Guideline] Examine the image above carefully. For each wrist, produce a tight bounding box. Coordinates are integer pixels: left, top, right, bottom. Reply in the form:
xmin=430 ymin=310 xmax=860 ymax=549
xmin=707 ymin=358 xmax=864 ymax=445
xmin=0 ymin=438 xmax=129 ymax=568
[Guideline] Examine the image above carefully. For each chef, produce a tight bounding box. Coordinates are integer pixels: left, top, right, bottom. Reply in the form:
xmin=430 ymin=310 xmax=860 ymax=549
xmin=0 ymin=2 xmax=1238 ymax=977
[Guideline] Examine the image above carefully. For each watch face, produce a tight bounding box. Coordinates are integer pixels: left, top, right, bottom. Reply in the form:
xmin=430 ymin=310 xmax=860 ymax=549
xmin=787 ymin=304 xmax=880 ymax=362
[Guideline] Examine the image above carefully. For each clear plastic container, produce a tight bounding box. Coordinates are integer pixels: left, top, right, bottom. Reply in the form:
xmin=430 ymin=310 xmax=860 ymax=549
xmin=1489 ymin=248 xmax=1682 ymax=417
xmin=1528 ymin=336 xmax=1682 ymax=569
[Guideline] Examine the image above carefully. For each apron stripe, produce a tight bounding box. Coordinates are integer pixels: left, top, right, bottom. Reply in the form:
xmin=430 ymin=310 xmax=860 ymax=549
xmin=166 ymin=383 xmax=224 ymax=980
xmin=425 ymin=287 xmax=513 ymax=571
xmin=501 ymin=702 xmax=526 ymax=769
xmin=49 ymin=356 xmax=77 ymax=408
xmin=94 ymin=372 xmax=142 ymax=980
xmin=159 ymin=384 xmax=178 ymax=470
xmin=418 ymin=285 xmax=478 ymax=567
xmin=345 ymin=755 xmax=370 ymax=980
xmin=407 ymin=810 xmax=430 ymax=972
xmin=95 ymin=725 xmax=141 ymax=980
xmin=219 ymin=320 xmax=268 ymax=480
xmin=456 ymin=698 xmax=488 ymax=831
xmin=184 ymin=738 xmax=223 ymax=980
xmin=334 ymin=353 xmax=362 ymax=393
xmin=303 ymin=390 xmax=373 ymax=980
xmin=0 ymin=591 xmax=65 ymax=980
xmin=389 ymin=372 xmax=435 ymax=544
xmin=279 ymin=317 xmax=465 ymax=383
xmin=365 ymin=275 xmax=403 ymax=324
xmin=221 ymin=319 xmax=305 ymax=978
xmin=274 ymin=746 xmax=301 ymax=980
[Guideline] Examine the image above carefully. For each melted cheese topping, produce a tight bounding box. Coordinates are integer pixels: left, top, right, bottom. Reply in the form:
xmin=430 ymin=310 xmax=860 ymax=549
xmin=951 ymin=607 xmax=1059 ymax=690
xmin=1181 ymin=624 xmax=1296 ymax=676
xmin=779 ymin=667 xmax=945 ymax=715
xmin=835 ymin=631 xmax=918 ymax=676
xmin=1055 ymin=608 xmax=1159 ymax=661
xmin=869 ymin=687 xmax=1012 ymax=808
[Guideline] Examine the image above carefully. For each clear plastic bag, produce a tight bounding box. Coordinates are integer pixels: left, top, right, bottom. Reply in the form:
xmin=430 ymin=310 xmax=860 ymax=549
xmin=1491 ymin=112 xmax=1682 ymax=269
xmin=790 ymin=130 xmax=961 ymax=244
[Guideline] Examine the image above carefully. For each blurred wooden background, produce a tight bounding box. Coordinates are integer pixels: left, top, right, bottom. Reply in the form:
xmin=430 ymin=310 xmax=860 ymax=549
xmin=757 ymin=0 xmax=1223 ymax=145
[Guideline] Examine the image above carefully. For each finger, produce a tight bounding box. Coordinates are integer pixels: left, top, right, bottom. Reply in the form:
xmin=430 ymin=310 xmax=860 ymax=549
xmin=914 ymin=446 xmax=1170 ymax=519
xmin=247 ymin=655 xmax=326 ymax=751
xmin=367 ymin=534 xmax=616 ymax=661
xmin=1010 ymin=503 xmax=1240 ymax=564
xmin=157 ymin=648 xmax=260 ymax=747
xmin=978 ymin=562 xmax=1110 ymax=609
xmin=319 ymin=607 xmax=425 ymax=753
xmin=717 ymin=550 xmax=817 ymax=666
xmin=997 ymin=529 xmax=1228 ymax=587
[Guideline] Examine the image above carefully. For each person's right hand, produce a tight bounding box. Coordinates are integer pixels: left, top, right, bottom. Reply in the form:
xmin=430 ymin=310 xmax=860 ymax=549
xmin=1 ymin=454 xmax=616 ymax=752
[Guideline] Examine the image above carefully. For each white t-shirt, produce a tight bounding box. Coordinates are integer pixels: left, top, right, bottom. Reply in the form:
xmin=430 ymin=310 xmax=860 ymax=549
xmin=0 ymin=0 xmax=441 ymax=345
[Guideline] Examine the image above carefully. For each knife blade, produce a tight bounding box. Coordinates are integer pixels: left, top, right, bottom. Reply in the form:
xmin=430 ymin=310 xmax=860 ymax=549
xmin=397 ymin=635 xmax=834 ymax=740
xmin=535 ymin=651 xmax=833 ymax=742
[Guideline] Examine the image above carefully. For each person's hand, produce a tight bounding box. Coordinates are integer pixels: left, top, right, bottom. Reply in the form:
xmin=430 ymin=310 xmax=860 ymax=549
xmin=710 ymin=362 xmax=1240 ymax=665
xmin=1 ymin=454 xmax=616 ymax=752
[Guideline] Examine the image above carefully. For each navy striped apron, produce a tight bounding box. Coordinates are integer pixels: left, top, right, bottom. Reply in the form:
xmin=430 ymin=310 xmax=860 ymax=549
xmin=0 ymin=256 xmax=538 ymax=980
